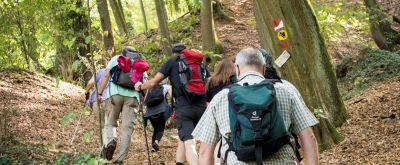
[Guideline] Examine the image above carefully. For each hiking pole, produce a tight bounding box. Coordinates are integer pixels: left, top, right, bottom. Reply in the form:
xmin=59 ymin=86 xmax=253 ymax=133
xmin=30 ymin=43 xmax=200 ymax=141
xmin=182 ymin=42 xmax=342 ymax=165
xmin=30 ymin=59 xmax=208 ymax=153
xmin=139 ymin=95 xmax=152 ymax=165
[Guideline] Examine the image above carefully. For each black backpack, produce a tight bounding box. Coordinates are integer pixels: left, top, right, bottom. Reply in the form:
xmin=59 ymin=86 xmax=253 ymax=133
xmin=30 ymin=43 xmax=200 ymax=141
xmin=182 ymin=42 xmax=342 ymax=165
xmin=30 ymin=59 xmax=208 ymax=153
xmin=225 ymin=80 xmax=291 ymax=165
xmin=109 ymin=50 xmax=142 ymax=89
xmin=145 ymin=85 xmax=165 ymax=107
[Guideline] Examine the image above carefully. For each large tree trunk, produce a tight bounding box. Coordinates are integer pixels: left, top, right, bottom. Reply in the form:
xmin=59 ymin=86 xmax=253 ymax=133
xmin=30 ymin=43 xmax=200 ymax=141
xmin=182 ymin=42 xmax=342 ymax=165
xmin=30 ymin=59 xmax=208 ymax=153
xmin=96 ymin=0 xmax=114 ymax=51
xmin=154 ymin=0 xmax=172 ymax=56
xmin=201 ymin=0 xmax=222 ymax=53
xmin=139 ymin=0 xmax=148 ymax=34
xmin=109 ymin=0 xmax=128 ymax=36
xmin=253 ymin=0 xmax=347 ymax=151
xmin=364 ymin=0 xmax=400 ymax=51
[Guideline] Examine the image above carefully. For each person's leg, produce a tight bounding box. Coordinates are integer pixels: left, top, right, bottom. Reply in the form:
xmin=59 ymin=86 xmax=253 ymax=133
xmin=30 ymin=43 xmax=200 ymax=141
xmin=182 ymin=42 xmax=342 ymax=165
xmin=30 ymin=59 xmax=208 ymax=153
xmin=176 ymin=140 xmax=186 ymax=164
xmin=149 ymin=116 xmax=158 ymax=144
xmin=103 ymin=96 xmax=123 ymax=146
xmin=154 ymin=113 xmax=166 ymax=143
xmin=176 ymin=108 xmax=198 ymax=165
xmin=113 ymin=96 xmax=138 ymax=162
xmin=184 ymin=139 xmax=198 ymax=165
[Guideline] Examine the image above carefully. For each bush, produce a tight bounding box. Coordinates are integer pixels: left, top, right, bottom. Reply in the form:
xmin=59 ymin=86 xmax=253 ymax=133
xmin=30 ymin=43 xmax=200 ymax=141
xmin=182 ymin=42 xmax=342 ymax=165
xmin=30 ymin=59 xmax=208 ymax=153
xmin=340 ymin=48 xmax=400 ymax=99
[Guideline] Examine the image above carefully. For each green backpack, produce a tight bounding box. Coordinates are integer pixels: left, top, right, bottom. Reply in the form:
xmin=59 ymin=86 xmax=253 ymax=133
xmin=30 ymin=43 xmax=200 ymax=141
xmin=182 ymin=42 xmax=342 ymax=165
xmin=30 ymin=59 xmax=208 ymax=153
xmin=225 ymin=79 xmax=291 ymax=165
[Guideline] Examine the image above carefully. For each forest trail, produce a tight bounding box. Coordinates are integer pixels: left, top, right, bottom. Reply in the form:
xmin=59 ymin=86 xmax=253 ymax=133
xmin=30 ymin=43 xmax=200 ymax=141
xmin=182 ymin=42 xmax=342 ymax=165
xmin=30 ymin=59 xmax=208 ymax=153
xmin=191 ymin=0 xmax=260 ymax=57
xmin=1 ymin=0 xmax=400 ymax=164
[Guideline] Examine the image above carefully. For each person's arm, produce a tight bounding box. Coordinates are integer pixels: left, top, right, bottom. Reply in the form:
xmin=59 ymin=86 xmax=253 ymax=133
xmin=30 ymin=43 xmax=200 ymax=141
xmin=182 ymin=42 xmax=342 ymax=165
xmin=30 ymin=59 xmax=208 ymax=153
xmin=98 ymin=70 xmax=110 ymax=95
xmin=298 ymin=127 xmax=319 ymax=165
xmin=198 ymin=142 xmax=215 ymax=165
xmin=135 ymin=72 xmax=165 ymax=91
xmin=85 ymin=76 xmax=95 ymax=92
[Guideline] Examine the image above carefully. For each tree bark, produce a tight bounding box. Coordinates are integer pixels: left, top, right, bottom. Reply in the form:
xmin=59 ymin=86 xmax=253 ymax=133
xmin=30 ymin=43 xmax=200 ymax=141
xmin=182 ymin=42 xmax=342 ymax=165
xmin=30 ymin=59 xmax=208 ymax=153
xmin=201 ymin=0 xmax=222 ymax=53
xmin=212 ymin=0 xmax=233 ymax=21
xmin=154 ymin=0 xmax=172 ymax=56
xmin=139 ymin=0 xmax=148 ymax=34
xmin=364 ymin=0 xmax=400 ymax=51
xmin=173 ymin=0 xmax=181 ymax=12
xmin=109 ymin=0 xmax=128 ymax=36
xmin=15 ymin=11 xmax=44 ymax=71
xmin=96 ymin=0 xmax=114 ymax=51
xmin=253 ymin=0 xmax=347 ymax=151
xmin=116 ymin=0 xmax=126 ymax=23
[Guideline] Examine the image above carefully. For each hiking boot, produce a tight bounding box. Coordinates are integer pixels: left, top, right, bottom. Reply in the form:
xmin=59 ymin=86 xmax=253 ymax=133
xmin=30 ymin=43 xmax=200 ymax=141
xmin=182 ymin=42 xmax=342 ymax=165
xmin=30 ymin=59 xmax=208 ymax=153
xmin=102 ymin=139 xmax=117 ymax=161
xmin=151 ymin=141 xmax=159 ymax=152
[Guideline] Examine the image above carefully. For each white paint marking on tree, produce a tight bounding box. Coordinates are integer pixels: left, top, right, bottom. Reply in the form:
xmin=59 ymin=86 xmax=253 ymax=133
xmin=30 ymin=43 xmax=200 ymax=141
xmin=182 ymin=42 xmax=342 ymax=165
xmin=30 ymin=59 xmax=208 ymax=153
xmin=274 ymin=50 xmax=291 ymax=67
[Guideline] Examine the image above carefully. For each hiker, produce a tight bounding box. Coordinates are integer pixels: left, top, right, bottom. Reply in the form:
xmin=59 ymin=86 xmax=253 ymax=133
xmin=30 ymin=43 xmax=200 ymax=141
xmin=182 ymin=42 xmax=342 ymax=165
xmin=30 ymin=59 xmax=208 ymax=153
xmin=85 ymin=68 xmax=114 ymax=145
xmin=206 ymin=58 xmax=237 ymax=103
xmin=134 ymin=43 xmax=210 ymax=165
xmin=192 ymin=48 xmax=319 ymax=165
xmin=98 ymin=46 xmax=149 ymax=164
xmin=143 ymin=79 xmax=173 ymax=152
xmin=205 ymin=58 xmax=237 ymax=165
xmin=85 ymin=68 xmax=107 ymax=113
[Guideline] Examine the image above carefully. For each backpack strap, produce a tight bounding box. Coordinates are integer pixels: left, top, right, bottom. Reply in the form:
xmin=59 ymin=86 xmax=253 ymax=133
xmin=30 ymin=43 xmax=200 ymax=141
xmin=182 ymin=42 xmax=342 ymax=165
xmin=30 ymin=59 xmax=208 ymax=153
xmin=217 ymin=138 xmax=223 ymax=158
xmin=223 ymin=137 xmax=233 ymax=165
xmin=290 ymin=132 xmax=303 ymax=161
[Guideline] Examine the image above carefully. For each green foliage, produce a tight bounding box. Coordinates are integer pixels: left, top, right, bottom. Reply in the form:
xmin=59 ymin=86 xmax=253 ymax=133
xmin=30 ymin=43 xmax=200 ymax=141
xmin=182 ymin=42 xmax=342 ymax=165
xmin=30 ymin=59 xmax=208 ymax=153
xmin=313 ymin=108 xmax=327 ymax=119
xmin=83 ymin=130 xmax=94 ymax=143
xmin=60 ymin=111 xmax=77 ymax=130
xmin=0 ymin=139 xmax=49 ymax=164
xmin=311 ymin=0 xmax=370 ymax=44
xmin=340 ymin=48 xmax=400 ymax=99
xmin=53 ymin=152 xmax=106 ymax=165
xmin=202 ymin=51 xmax=222 ymax=71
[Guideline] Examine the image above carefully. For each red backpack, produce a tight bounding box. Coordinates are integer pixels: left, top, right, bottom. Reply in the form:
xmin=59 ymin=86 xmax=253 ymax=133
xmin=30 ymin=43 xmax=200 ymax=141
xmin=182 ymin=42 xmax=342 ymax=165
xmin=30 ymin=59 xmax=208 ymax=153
xmin=177 ymin=49 xmax=207 ymax=99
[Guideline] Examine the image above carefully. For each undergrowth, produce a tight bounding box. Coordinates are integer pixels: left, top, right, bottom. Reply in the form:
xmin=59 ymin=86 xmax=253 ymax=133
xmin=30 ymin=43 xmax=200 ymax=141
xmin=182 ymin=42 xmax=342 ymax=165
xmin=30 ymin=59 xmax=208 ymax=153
xmin=339 ymin=48 xmax=400 ymax=100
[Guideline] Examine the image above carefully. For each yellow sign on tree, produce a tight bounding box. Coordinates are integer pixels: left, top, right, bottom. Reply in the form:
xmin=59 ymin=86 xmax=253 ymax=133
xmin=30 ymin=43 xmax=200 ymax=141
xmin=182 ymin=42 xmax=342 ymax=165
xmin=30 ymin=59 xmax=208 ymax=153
xmin=277 ymin=29 xmax=288 ymax=41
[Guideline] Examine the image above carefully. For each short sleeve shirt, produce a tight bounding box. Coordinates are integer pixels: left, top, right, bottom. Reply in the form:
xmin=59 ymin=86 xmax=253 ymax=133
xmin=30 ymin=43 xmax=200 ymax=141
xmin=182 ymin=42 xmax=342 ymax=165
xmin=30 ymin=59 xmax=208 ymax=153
xmin=192 ymin=71 xmax=319 ymax=165
xmin=104 ymin=55 xmax=140 ymax=101
xmin=158 ymin=56 xmax=210 ymax=107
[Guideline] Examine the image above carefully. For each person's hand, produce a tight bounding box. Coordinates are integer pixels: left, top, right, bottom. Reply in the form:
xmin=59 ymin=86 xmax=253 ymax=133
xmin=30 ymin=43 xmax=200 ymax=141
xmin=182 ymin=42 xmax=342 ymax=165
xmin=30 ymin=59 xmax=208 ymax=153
xmin=85 ymin=92 xmax=90 ymax=101
xmin=134 ymin=82 xmax=143 ymax=91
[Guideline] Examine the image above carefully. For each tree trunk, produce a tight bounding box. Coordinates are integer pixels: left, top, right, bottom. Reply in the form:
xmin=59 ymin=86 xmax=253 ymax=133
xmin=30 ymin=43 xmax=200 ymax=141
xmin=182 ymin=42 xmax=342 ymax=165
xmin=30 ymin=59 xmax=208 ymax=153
xmin=253 ymin=0 xmax=347 ymax=151
xmin=212 ymin=0 xmax=233 ymax=21
xmin=154 ymin=0 xmax=172 ymax=56
xmin=173 ymin=0 xmax=181 ymax=12
xmin=201 ymin=0 xmax=222 ymax=53
xmin=116 ymin=0 xmax=126 ymax=23
xmin=15 ymin=11 xmax=44 ymax=71
xmin=364 ymin=0 xmax=400 ymax=51
xmin=109 ymin=0 xmax=128 ymax=36
xmin=96 ymin=0 xmax=114 ymax=51
xmin=139 ymin=0 xmax=148 ymax=34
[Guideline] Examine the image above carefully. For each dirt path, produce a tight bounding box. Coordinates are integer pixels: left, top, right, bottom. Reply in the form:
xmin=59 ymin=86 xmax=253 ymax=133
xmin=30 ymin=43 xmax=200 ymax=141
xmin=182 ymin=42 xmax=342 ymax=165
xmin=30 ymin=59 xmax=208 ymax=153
xmin=191 ymin=0 xmax=260 ymax=57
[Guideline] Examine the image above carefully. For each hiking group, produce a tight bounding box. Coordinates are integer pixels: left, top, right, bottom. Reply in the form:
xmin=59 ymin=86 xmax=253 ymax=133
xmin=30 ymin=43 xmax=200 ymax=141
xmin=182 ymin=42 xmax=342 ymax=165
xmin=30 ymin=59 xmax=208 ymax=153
xmin=85 ymin=44 xmax=319 ymax=165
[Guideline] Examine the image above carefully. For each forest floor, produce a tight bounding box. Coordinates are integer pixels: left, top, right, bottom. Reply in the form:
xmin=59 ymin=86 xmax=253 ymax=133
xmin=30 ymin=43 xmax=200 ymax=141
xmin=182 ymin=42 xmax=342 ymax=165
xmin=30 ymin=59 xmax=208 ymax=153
xmin=1 ymin=0 xmax=400 ymax=164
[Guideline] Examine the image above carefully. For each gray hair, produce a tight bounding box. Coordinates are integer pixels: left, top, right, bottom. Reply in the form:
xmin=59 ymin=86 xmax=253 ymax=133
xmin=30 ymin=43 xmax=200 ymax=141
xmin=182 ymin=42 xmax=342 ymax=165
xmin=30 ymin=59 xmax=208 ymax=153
xmin=235 ymin=48 xmax=266 ymax=68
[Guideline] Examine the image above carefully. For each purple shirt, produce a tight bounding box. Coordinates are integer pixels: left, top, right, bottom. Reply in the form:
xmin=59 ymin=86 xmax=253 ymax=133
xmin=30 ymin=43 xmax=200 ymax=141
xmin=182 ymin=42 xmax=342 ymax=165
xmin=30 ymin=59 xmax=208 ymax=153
xmin=89 ymin=69 xmax=107 ymax=104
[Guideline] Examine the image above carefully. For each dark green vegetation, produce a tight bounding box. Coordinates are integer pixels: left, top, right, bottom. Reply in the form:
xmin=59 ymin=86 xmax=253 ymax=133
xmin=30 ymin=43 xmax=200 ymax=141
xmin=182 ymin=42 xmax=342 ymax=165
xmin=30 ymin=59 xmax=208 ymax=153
xmin=338 ymin=48 xmax=400 ymax=100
